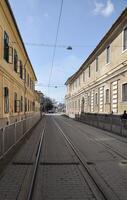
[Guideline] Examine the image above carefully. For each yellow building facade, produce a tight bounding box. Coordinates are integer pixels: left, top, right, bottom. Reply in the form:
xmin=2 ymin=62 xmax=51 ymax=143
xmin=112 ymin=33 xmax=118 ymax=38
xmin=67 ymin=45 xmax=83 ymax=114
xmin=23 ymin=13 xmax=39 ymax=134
xmin=65 ymin=8 xmax=127 ymax=117
xmin=0 ymin=0 xmax=39 ymax=126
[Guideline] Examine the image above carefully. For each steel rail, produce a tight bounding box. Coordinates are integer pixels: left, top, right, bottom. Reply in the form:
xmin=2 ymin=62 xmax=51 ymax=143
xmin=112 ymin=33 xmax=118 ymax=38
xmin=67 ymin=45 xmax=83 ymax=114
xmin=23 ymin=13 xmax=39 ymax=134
xmin=27 ymin=120 xmax=46 ymax=200
xmin=53 ymin=118 xmax=119 ymax=200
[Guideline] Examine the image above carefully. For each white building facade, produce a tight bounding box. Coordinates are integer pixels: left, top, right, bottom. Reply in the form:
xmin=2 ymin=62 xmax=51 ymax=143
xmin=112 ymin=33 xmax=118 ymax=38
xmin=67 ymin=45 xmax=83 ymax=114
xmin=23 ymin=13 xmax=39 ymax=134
xmin=65 ymin=8 xmax=127 ymax=118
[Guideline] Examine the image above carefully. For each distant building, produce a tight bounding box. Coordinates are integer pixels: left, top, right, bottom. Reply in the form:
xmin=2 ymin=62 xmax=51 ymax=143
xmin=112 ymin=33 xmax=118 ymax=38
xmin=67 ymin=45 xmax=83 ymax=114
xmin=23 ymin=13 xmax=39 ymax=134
xmin=65 ymin=8 xmax=127 ymax=118
xmin=57 ymin=103 xmax=65 ymax=113
xmin=35 ymin=91 xmax=44 ymax=112
xmin=0 ymin=0 xmax=38 ymax=127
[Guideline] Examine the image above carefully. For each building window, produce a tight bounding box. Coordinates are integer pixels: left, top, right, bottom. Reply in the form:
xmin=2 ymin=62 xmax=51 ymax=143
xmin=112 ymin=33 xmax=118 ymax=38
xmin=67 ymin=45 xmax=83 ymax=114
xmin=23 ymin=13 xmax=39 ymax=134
xmin=123 ymin=27 xmax=127 ymax=51
xmin=25 ymin=98 xmax=27 ymax=112
xmin=96 ymin=57 xmax=98 ymax=72
xmin=89 ymin=66 xmax=91 ymax=77
xmin=105 ymin=89 xmax=110 ymax=103
xmin=27 ymin=73 xmax=29 ymax=87
xmin=95 ymin=93 xmax=98 ymax=105
xmin=21 ymin=96 xmax=23 ymax=112
xmin=106 ymin=46 xmax=110 ymax=64
xmin=30 ymin=78 xmax=31 ymax=89
xmin=14 ymin=92 xmax=17 ymax=113
xmin=24 ymin=68 xmax=26 ymax=81
xmin=33 ymin=82 xmax=34 ymax=91
xmin=78 ymin=99 xmax=80 ymax=109
xmin=28 ymin=100 xmax=29 ymax=111
xmin=83 ymin=71 xmax=85 ymax=82
xmin=4 ymin=87 xmax=9 ymax=113
xmin=14 ymin=49 xmax=18 ymax=72
xmin=20 ymin=60 xmax=23 ymax=79
xmin=122 ymin=83 xmax=127 ymax=101
xmin=88 ymin=95 xmax=90 ymax=106
xmin=4 ymin=31 xmax=9 ymax=62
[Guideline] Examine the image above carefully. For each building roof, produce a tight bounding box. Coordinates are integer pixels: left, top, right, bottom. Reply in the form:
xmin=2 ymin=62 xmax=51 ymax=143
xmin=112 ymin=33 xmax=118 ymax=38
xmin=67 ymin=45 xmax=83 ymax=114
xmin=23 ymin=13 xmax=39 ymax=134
xmin=65 ymin=7 xmax=127 ymax=85
xmin=5 ymin=0 xmax=37 ymax=81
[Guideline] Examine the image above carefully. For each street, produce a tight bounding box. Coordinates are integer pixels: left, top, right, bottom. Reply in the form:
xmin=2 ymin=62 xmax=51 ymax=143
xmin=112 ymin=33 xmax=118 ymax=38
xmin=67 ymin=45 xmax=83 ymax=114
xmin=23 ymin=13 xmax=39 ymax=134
xmin=1 ymin=115 xmax=127 ymax=199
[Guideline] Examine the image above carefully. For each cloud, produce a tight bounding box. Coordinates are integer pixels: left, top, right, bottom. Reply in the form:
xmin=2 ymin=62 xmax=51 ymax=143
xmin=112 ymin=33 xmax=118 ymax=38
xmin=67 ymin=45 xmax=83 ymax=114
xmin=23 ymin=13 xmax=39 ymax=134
xmin=93 ymin=0 xmax=114 ymax=17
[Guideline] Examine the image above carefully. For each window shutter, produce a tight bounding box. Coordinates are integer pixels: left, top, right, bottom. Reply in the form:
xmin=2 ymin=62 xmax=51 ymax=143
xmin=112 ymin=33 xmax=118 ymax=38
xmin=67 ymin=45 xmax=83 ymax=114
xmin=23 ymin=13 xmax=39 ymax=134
xmin=17 ymin=60 xmax=21 ymax=74
xmin=8 ymin=46 xmax=13 ymax=64
xmin=4 ymin=87 xmax=9 ymax=97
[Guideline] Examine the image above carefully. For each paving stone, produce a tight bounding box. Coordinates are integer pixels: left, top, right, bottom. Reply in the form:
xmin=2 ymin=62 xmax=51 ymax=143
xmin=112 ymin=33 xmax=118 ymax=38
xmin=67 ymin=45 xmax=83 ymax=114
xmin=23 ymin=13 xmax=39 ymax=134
xmin=33 ymin=165 xmax=96 ymax=200
xmin=0 ymin=119 xmax=44 ymax=200
xmin=95 ymin=160 xmax=127 ymax=200
xmin=0 ymin=165 xmax=31 ymax=200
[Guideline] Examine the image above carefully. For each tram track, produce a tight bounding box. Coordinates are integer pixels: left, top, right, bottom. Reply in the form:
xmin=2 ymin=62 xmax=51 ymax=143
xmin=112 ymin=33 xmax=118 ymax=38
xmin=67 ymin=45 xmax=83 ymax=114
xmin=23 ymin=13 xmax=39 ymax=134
xmin=56 ymin=116 xmax=127 ymax=161
xmin=52 ymin=117 xmax=118 ymax=200
xmin=27 ymin=121 xmax=46 ymax=200
xmin=1 ymin=115 xmax=125 ymax=200
xmin=26 ymin=116 xmax=111 ymax=200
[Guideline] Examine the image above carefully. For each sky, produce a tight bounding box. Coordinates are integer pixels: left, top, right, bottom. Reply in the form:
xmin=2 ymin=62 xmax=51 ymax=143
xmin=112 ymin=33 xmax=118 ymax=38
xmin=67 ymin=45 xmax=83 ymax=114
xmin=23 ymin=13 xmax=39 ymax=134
xmin=9 ymin=0 xmax=127 ymax=103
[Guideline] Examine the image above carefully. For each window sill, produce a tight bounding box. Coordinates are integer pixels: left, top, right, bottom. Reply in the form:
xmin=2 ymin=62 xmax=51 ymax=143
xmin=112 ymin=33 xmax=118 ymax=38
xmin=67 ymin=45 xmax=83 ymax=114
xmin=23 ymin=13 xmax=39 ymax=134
xmin=120 ymin=101 xmax=127 ymax=103
xmin=105 ymin=62 xmax=110 ymax=67
xmin=122 ymin=48 xmax=127 ymax=54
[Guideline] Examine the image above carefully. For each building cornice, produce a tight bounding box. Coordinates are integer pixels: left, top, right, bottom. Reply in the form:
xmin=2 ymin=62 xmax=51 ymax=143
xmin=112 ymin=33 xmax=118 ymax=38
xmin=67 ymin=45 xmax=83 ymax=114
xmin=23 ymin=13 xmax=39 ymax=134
xmin=65 ymin=61 xmax=127 ymax=100
xmin=4 ymin=0 xmax=37 ymax=81
xmin=65 ymin=7 xmax=127 ymax=85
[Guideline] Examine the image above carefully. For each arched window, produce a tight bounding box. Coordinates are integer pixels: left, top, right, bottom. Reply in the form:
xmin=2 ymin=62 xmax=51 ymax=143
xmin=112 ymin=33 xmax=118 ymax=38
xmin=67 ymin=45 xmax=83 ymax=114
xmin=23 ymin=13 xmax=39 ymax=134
xmin=4 ymin=87 xmax=9 ymax=113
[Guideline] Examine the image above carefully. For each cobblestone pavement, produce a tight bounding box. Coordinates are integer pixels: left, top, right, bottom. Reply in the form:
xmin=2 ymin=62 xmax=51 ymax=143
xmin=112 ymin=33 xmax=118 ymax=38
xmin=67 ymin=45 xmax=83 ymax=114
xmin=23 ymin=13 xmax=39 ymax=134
xmin=0 ymin=119 xmax=44 ymax=200
xmin=1 ymin=115 xmax=127 ymax=200
xmin=32 ymin=116 xmax=97 ymax=200
xmin=54 ymin=115 xmax=127 ymax=200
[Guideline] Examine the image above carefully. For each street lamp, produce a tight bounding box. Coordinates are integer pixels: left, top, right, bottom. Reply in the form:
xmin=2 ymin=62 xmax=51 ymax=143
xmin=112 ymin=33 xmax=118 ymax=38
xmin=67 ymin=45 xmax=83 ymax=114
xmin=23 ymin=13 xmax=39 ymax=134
xmin=67 ymin=46 xmax=72 ymax=50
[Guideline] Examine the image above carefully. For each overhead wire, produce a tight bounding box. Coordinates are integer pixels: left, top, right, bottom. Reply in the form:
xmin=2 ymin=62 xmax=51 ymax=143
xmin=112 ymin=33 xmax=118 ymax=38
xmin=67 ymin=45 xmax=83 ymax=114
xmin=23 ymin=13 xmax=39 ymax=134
xmin=48 ymin=0 xmax=64 ymax=94
xmin=14 ymin=42 xmax=127 ymax=48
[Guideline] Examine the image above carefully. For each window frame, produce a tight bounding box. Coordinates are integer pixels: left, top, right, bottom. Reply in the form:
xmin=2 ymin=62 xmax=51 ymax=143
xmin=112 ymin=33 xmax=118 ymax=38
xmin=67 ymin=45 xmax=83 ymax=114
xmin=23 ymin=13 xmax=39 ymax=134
xmin=95 ymin=93 xmax=98 ymax=105
xmin=83 ymin=71 xmax=85 ymax=82
xmin=14 ymin=92 xmax=17 ymax=113
xmin=122 ymin=83 xmax=127 ymax=102
xmin=123 ymin=26 xmax=127 ymax=52
xmin=4 ymin=31 xmax=9 ymax=62
xmin=4 ymin=87 xmax=9 ymax=113
xmin=21 ymin=96 xmax=23 ymax=112
xmin=106 ymin=45 xmax=110 ymax=64
xmin=88 ymin=66 xmax=91 ymax=78
xmin=96 ymin=57 xmax=98 ymax=72
xmin=19 ymin=60 xmax=23 ymax=79
xmin=105 ymin=89 xmax=110 ymax=104
xmin=14 ymin=49 xmax=18 ymax=72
